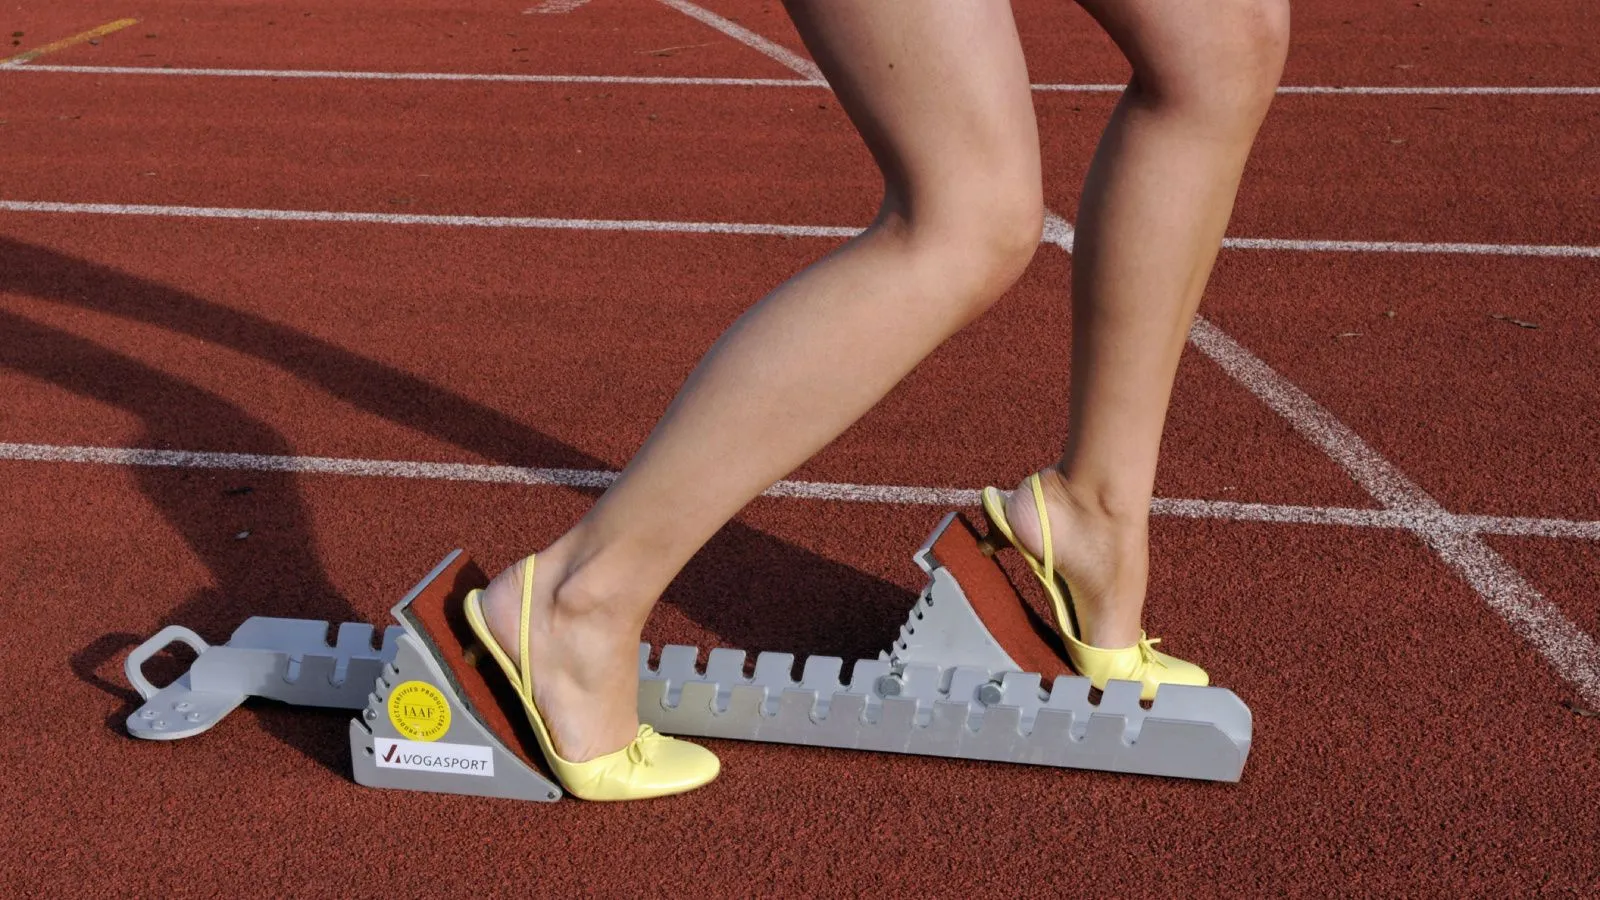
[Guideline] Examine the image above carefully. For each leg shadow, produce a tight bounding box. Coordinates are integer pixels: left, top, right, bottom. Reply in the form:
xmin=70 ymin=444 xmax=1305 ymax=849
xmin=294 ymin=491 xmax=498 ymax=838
xmin=3 ymin=237 xmax=920 ymax=774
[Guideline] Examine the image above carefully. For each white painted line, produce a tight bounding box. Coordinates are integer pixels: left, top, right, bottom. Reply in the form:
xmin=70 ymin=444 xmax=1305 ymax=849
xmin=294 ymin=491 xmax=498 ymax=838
xmin=1035 ymin=83 xmax=1600 ymax=96
xmin=654 ymin=0 xmax=825 ymax=83
xmin=4 ymin=441 xmax=1597 ymax=541
xmin=1275 ymin=84 xmax=1600 ymax=96
xmin=5 ymin=199 xmax=1595 ymax=260
xmin=1224 ymin=236 xmax=1600 ymax=259
xmin=0 ymin=199 xmax=862 ymax=238
xmin=525 ymin=0 xmax=591 ymax=13
xmin=1151 ymin=499 xmax=1600 ymax=541
xmin=1187 ymin=317 xmax=1600 ymax=705
xmin=1042 ymin=212 xmax=1075 ymax=252
xmin=8 ymin=63 xmax=811 ymax=87
xmin=10 ymin=64 xmax=1598 ymax=97
xmin=1449 ymin=514 xmax=1600 ymax=541
xmin=1030 ymin=84 xmax=1124 ymax=93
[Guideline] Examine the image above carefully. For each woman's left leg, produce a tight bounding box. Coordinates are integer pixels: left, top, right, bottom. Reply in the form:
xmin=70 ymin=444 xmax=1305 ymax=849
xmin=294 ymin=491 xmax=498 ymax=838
xmin=479 ymin=0 xmax=1045 ymax=761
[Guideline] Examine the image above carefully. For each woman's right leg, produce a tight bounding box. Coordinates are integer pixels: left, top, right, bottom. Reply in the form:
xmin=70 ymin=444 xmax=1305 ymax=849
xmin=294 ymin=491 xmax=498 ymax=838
xmin=479 ymin=0 xmax=1044 ymax=763
xmin=1003 ymin=0 xmax=1291 ymax=649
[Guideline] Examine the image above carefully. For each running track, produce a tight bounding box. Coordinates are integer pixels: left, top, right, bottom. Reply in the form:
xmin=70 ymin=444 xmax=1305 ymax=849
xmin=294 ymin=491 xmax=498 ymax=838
xmin=2 ymin=1 xmax=1597 ymax=895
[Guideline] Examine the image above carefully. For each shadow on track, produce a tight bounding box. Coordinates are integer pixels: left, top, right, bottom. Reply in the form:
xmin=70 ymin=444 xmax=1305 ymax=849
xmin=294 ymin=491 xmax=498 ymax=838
xmin=0 ymin=236 xmax=922 ymax=776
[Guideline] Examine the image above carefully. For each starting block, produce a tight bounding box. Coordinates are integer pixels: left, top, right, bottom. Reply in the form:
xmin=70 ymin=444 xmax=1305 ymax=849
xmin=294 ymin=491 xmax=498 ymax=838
xmin=124 ymin=512 xmax=1251 ymax=801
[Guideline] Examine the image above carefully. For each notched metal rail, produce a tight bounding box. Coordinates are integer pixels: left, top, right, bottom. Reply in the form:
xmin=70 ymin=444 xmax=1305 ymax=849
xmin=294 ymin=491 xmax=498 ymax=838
xmin=639 ymin=645 xmax=1250 ymax=781
xmin=125 ymin=619 xmax=403 ymax=740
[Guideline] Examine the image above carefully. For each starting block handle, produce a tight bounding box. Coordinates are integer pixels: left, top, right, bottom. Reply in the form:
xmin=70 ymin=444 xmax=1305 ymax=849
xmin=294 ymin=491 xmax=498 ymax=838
xmin=125 ymin=626 xmax=210 ymax=701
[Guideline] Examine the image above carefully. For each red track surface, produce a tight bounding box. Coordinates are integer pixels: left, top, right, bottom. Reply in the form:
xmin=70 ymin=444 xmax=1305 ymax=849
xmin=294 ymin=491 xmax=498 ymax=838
xmin=3 ymin=2 xmax=1597 ymax=896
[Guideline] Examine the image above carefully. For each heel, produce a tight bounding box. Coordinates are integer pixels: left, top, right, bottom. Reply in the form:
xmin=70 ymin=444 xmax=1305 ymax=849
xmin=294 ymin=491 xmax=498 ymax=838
xmin=980 ymin=479 xmax=1078 ymax=641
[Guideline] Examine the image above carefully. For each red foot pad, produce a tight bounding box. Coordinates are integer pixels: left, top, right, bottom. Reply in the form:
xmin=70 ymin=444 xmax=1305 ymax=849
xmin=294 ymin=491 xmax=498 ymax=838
xmin=930 ymin=513 xmax=1076 ymax=685
xmin=397 ymin=556 xmax=545 ymax=773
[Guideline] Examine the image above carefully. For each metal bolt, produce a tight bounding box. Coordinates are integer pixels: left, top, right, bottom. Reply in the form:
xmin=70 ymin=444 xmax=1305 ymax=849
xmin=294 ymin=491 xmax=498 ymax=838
xmin=875 ymin=674 xmax=903 ymax=697
xmin=363 ymin=707 xmax=378 ymax=721
xmin=977 ymin=683 xmax=1004 ymax=707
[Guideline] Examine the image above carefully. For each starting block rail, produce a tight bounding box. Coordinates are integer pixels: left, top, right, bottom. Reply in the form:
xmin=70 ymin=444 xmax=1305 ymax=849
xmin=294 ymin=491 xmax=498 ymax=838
xmin=124 ymin=512 xmax=1252 ymax=800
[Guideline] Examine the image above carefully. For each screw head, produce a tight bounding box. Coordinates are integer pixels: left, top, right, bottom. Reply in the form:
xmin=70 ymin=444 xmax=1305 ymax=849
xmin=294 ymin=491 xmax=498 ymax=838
xmin=977 ymin=683 xmax=1004 ymax=706
xmin=875 ymin=674 xmax=903 ymax=697
xmin=363 ymin=707 xmax=378 ymax=721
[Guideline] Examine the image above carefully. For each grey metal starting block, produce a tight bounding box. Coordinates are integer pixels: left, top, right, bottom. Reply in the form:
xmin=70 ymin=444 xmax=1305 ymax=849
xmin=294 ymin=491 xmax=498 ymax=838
xmin=124 ymin=512 xmax=1252 ymax=801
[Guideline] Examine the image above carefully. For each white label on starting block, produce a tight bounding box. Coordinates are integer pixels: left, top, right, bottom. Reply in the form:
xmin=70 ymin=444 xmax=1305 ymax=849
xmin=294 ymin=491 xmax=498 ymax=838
xmin=374 ymin=737 xmax=495 ymax=777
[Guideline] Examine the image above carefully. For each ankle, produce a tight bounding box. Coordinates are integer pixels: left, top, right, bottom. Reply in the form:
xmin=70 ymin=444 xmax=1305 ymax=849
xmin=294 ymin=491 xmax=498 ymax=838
xmin=547 ymin=542 xmax=657 ymax=633
xmin=1042 ymin=465 xmax=1150 ymax=530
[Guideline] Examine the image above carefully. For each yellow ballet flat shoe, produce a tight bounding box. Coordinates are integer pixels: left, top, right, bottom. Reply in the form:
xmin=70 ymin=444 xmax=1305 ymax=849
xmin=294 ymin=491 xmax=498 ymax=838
xmin=462 ymin=554 xmax=719 ymax=801
xmin=980 ymin=474 xmax=1209 ymax=701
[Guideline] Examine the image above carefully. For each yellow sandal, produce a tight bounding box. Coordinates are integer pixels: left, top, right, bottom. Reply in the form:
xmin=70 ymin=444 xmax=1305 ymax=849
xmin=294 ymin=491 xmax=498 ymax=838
xmin=980 ymin=474 xmax=1208 ymax=701
xmin=462 ymin=554 xmax=719 ymax=801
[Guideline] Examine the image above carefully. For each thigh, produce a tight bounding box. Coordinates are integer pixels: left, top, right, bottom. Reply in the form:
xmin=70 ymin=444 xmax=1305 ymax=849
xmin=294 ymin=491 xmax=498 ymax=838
xmin=783 ymin=0 xmax=1041 ymax=216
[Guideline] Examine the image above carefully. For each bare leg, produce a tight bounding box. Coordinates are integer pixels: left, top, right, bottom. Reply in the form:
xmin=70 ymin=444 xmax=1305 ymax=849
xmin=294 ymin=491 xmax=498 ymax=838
xmin=481 ymin=0 xmax=1043 ymax=760
xmin=1004 ymin=0 xmax=1291 ymax=647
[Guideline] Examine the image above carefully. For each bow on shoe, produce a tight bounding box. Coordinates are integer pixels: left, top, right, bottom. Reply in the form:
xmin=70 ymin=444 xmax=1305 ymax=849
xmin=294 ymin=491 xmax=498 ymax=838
xmin=1137 ymin=636 xmax=1169 ymax=668
xmin=625 ymin=724 xmax=668 ymax=765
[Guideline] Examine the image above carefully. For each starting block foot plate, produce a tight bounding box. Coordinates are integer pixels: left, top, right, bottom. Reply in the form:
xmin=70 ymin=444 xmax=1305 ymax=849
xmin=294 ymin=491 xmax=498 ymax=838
xmin=348 ymin=551 xmax=563 ymax=803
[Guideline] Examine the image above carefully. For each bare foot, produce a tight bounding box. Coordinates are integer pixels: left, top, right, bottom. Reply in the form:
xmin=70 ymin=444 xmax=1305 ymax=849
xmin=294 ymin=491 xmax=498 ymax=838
xmin=478 ymin=547 xmax=645 ymax=762
xmin=1001 ymin=468 xmax=1150 ymax=648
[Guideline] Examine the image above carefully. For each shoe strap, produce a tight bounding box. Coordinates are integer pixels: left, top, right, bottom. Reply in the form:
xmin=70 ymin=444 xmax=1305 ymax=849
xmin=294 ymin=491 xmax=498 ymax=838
xmin=1029 ymin=474 xmax=1053 ymax=578
xmin=519 ymin=555 xmax=536 ymax=697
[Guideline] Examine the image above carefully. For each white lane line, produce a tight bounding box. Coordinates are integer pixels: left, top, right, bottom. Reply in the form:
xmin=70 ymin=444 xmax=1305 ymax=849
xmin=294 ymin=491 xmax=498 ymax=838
xmin=1276 ymin=84 xmax=1600 ymax=96
xmin=4 ymin=441 xmax=1597 ymax=540
xmin=1224 ymin=236 xmax=1600 ymax=259
xmin=0 ymin=200 xmax=862 ymax=238
xmin=6 ymin=199 xmax=1595 ymax=261
xmin=9 ymin=63 xmax=813 ymax=88
xmin=1151 ymin=499 xmax=1600 ymax=541
xmin=1042 ymin=212 xmax=1075 ymax=251
xmin=525 ymin=0 xmax=591 ymax=13
xmin=654 ymin=0 xmax=826 ymax=83
xmin=1188 ymin=318 xmax=1600 ymax=704
xmin=11 ymin=64 xmax=1600 ymax=97
xmin=1449 ymin=514 xmax=1600 ymax=541
xmin=1035 ymin=83 xmax=1600 ymax=96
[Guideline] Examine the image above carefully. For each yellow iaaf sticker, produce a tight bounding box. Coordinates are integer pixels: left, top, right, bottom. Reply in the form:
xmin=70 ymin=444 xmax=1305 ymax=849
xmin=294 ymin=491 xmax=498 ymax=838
xmin=387 ymin=681 xmax=451 ymax=742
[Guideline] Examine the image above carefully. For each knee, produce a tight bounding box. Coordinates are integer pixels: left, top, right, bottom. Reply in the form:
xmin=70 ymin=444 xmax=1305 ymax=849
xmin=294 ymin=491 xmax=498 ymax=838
xmin=1130 ymin=0 xmax=1290 ymax=127
xmin=886 ymin=184 xmax=1044 ymax=317
xmin=954 ymin=189 xmax=1046 ymax=298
